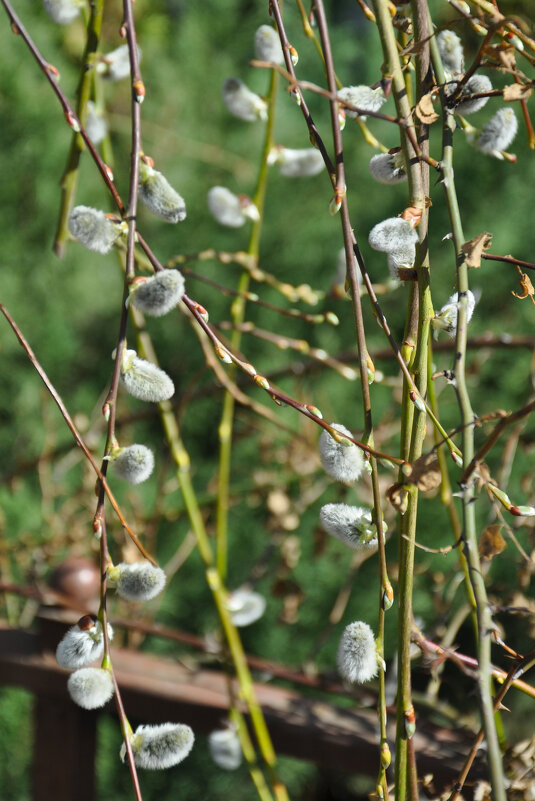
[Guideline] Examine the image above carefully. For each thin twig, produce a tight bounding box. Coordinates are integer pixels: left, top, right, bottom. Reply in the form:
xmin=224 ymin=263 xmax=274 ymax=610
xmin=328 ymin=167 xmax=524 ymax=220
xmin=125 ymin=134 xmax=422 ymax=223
xmin=0 ymin=304 xmax=155 ymax=566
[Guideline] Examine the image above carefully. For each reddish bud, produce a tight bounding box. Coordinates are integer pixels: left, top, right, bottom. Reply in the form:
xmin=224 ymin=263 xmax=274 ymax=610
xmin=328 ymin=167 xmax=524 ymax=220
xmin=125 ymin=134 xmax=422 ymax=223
xmin=133 ymin=79 xmax=145 ymax=104
xmin=65 ymin=110 xmax=80 ymax=132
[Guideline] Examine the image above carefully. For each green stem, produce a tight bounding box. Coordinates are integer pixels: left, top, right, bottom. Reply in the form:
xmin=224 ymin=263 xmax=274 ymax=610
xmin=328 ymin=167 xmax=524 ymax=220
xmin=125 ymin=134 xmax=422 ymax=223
xmin=215 ymin=67 xmax=278 ymax=581
xmin=427 ymin=341 xmax=477 ymax=622
xmin=370 ymin=1 xmax=428 ymax=795
xmin=53 ymin=0 xmax=105 ymax=256
xmin=312 ymin=2 xmax=391 ymax=797
xmin=131 ymin=311 xmax=288 ymax=801
xmin=429 ymin=25 xmax=506 ymax=801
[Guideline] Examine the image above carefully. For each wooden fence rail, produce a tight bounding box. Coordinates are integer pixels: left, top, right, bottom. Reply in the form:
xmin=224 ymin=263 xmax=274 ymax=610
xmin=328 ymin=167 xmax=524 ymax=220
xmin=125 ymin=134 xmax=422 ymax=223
xmin=0 ymin=613 xmax=484 ymax=800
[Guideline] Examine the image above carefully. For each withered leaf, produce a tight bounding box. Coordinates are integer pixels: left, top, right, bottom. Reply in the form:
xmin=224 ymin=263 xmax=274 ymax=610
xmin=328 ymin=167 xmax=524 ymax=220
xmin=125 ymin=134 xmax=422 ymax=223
xmin=461 ymin=232 xmax=493 ymax=269
xmin=484 ymin=43 xmax=516 ymax=72
xmin=479 ymin=524 xmax=507 ymax=561
xmin=387 ymin=482 xmax=409 ymax=513
xmin=415 ymin=92 xmax=439 ymax=124
xmin=503 ymin=83 xmax=533 ymax=102
xmin=405 ymin=452 xmax=442 ymax=492
xmin=475 ymin=462 xmax=492 ymax=489
xmin=512 ymin=267 xmax=535 ymax=304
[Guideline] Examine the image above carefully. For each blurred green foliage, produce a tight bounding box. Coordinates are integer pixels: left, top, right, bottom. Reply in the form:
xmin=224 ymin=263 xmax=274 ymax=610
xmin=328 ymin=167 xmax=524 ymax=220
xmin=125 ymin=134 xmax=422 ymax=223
xmin=1 ymin=0 xmax=535 ymax=799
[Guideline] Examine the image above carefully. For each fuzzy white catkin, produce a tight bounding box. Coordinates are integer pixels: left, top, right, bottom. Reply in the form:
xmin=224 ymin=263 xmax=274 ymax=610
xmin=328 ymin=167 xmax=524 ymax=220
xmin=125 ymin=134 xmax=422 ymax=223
xmin=432 ymin=290 xmax=476 ymax=337
xmin=110 ymin=444 xmax=155 ymax=484
xmin=320 ymin=503 xmax=379 ymax=551
xmin=56 ymin=615 xmax=113 ymax=670
xmin=337 ymin=621 xmax=378 ymax=684
xmin=96 ymin=45 xmax=142 ymax=81
xmin=139 ymin=164 xmax=186 ymax=223
xmin=207 ymin=187 xmax=259 ymax=227
xmin=121 ymin=723 xmax=195 ymax=770
xmin=368 ymin=217 xmax=418 ymax=254
xmin=337 ymin=86 xmax=386 ymax=120
xmin=227 ymin=588 xmax=266 ymax=627
xmin=271 ymin=147 xmax=324 ymax=177
xmin=455 ymin=74 xmax=492 ymax=115
xmin=68 ymin=206 xmax=119 ymax=254
xmin=85 ymin=101 xmax=108 ymax=145
xmin=107 ymin=562 xmax=167 ymax=602
xmin=43 ymin=0 xmax=80 ymax=25
xmin=254 ymin=25 xmax=284 ymax=64
xmin=368 ymin=152 xmax=407 ymax=185
xmin=67 ymin=667 xmax=114 ymax=709
xmin=222 ymin=78 xmax=268 ymax=122
xmin=208 ymin=729 xmax=243 ymax=771
xmin=318 ymin=423 xmax=364 ymax=483
xmin=130 ymin=270 xmax=185 ymax=317
xmin=476 ymin=108 xmax=518 ymax=156
xmin=437 ymin=30 xmax=464 ymax=75
xmin=120 ymin=349 xmax=175 ymax=402
xmin=369 ymin=217 xmax=419 ymax=276
xmin=387 ymin=246 xmax=418 ymax=278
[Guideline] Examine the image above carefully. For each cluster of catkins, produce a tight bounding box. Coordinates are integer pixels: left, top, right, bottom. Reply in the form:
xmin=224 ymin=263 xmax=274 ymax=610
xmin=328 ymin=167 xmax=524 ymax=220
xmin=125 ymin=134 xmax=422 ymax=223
xmin=55 ymin=567 xmax=194 ymax=769
xmin=45 ymin=0 xmax=197 ymax=771
xmin=365 ymin=31 xmax=482 ymax=335
xmin=437 ymin=30 xmax=518 ymax=159
xmin=318 ymin=425 xmax=379 ymax=684
xmin=68 ymin=200 xmax=186 ymax=478
xmin=210 ymin=25 xmax=324 ymax=228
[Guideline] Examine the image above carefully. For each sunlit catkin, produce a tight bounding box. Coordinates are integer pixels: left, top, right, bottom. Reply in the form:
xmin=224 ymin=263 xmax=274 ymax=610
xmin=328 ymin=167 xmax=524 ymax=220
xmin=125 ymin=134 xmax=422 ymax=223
xmin=368 ymin=217 xmax=419 ymax=277
xmin=222 ymin=78 xmax=268 ymax=122
xmin=110 ymin=444 xmax=155 ymax=484
xmin=121 ymin=723 xmax=195 ymax=770
xmin=320 ymin=503 xmax=379 ymax=551
xmin=437 ymin=30 xmax=464 ymax=75
xmin=68 ymin=206 xmax=120 ymax=254
xmin=254 ymin=25 xmax=284 ymax=64
xmin=107 ymin=562 xmax=167 ymax=602
xmin=96 ymin=44 xmax=142 ymax=81
xmin=207 ymin=187 xmax=259 ymax=227
xmin=337 ymin=621 xmax=378 ymax=684
xmin=476 ymin=108 xmax=518 ymax=157
xmin=456 ymin=75 xmax=492 ymax=115
xmin=56 ymin=615 xmax=113 ymax=670
xmin=227 ymin=587 xmax=266 ymax=627
xmin=318 ymin=423 xmax=364 ymax=483
xmin=208 ymin=728 xmax=243 ymax=770
xmin=337 ymin=85 xmax=386 ymax=120
xmin=85 ymin=101 xmax=108 ymax=145
xmin=368 ymin=152 xmax=407 ymax=185
xmin=138 ymin=162 xmax=186 ymax=223
xmin=120 ymin=349 xmax=175 ymax=402
xmin=67 ymin=667 xmax=114 ymax=709
xmin=432 ymin=290 xmax=476 ymax=337
xmin=43 ymin=0 xmax=81 ymax=25
xmin=268 ymin=146 xmax=324 ymax=177
xmin=130 ymin=270 xmax=185 ymax=317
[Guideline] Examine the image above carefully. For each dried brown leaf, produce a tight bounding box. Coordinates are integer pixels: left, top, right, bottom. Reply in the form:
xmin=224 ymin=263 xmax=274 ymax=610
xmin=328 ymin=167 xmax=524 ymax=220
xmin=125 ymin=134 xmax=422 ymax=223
xmin=503 ymin=83 xmax=533 ymax=101
xmin=484 ymin=43 xmax=516 ymax=71
xmin=406 ymin=452 xmax=442 ymax=492
xmin=512 ymin=270 xmax=535 ymax=302
xmin=387 ymin=482 xmax=409 ymax=513
xmin=479 ymin=524 xmax=507 ymax=561
xmin=415 ymin=91 xmax=439 ymax=124
xmin=461 ymin=232 xmax=493 ymax=269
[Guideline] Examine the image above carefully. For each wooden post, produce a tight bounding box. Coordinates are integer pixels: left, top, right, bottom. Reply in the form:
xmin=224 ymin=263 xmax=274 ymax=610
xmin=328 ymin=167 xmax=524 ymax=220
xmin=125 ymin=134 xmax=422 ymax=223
xmin=32 ymin=694 xmax=97 ymax=801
